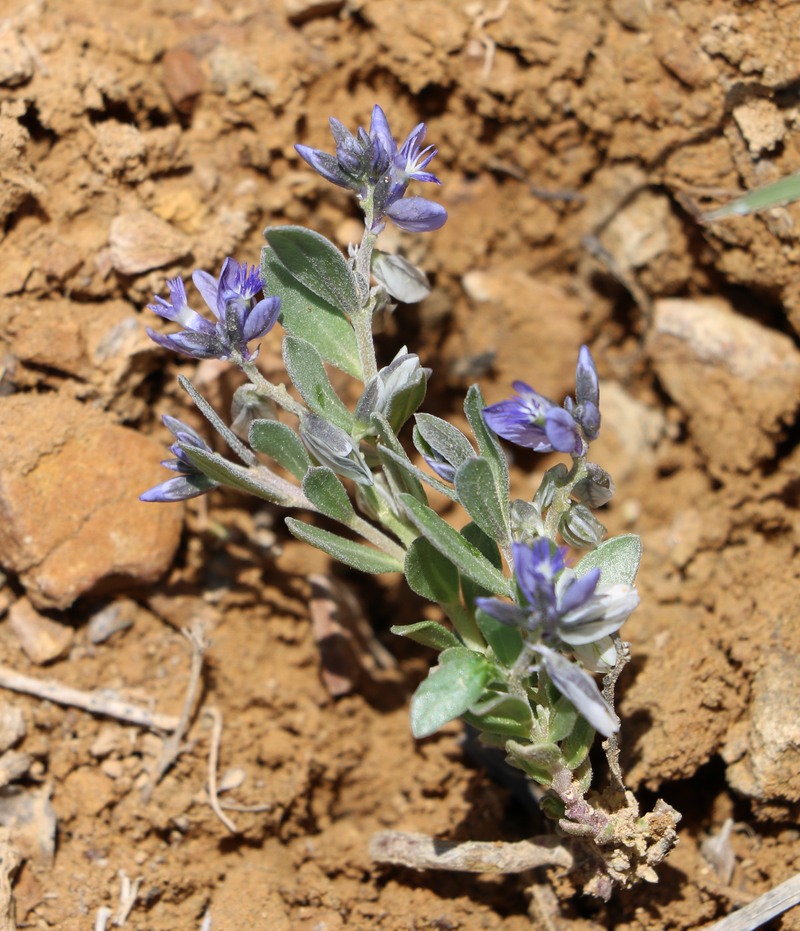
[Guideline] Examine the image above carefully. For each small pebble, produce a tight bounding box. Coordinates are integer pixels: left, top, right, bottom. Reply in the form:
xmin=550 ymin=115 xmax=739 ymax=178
xmin=0 ymin=705 xmax=27 ymax=753
xmin=88 ymin=600 xmax=136 ymax=645
xmin=7 ymin=598 xmax=73 ymax=664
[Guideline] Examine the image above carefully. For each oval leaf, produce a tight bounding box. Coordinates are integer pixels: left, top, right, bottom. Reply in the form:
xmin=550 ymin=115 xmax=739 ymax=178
xmin=265 ymin=226 xmax=361 ymax=318
xmin=410 ymin=648 xmax=491 ymax=738
xmin=391 ymin=621 xmax=461 ymax=652
xmin=249 ymin=420 xmax=311 ymax=479
xmin=404 ymin=537 xmax=461 ymax=604
xmin=283 ymin=335 xmax=353 ymax=432
xmin=455 ymin=456 xmax=510 ymax=546
xmin=302 ymin=467 xmax=355 ymax=522
xmin=261 ymin=247 xmax=361 ymax=377
xmin=398 ymin=494 xmax=510 ymax=597
xmin=285 ymin=518 xmax=403 ymax=574
xmin=574 ymin=534 xmax=642 ymax=586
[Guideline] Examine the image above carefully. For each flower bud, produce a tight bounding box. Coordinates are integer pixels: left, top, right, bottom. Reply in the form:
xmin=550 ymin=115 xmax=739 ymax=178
xmin=510 ymin=498 xmax=544 ymax=545
xmin=230 ymin=384 xmax=277 ymax=442
xmin=355 ymin=347 xmax=430 ymax=434
xmin=572 ymin=463 xmax=615 ymax=508
xmin=559 ymin=503 xmax=606 ymax=550
xmin=300 ymin=413 xmax=373 ymax=486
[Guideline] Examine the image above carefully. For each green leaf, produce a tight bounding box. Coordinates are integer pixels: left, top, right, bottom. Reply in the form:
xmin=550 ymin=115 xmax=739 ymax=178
xmin=703 ymin=171 xmax=800 ymax=222
xmin=248 ymin=419 xmax=311 ymax=479
xmin=283 ymin=335 xmax=353 ymax=432
xmin=475 ymin=608 xmax=523 ymax=667
xmin=413 ymin=414 xmax=475 ymax=469
xmin=404 ymin=537 xmax=460 ymax=604
xmin=560 ymin=714 xmax=596 ymax=770
xmin=462 ymin=693 xmax=533 ymax=739
xmin=455 ymin=457 xmax=510 ymax=546
xmin=265 ymin=226 xmax=361 ymax=318
xmin=464 ymin=384 xmax=509 ymax=509
xmin=179 ymin=376 xmax=256 ymax=466
xmin=574 ymin=534 xmax=642 ymax=586
xmin=261 ymin=248 xmax=361 ymax=377
xmin=302 ymin=467 xmax=355 ymax=522
xmin=548 ymin=694 xmax=580 ymax=743
xmin=285 ymin=518 xmax=403 ymax=574
xmin=180 ymin=445 xmax=295 ymax=505
xmin=505 ymin=739 xmax=563 ymax=785
xmin=391 ymin=621 xmax=461 ymax=652
xmin=460 ymin=522 xmax=504 ymax=607
xmin=369 ymin=412 xmax=427 ymax=503
xmin=410 ymin=648 xmax=491 ymax=738
xmin=398 ymin=495 xmax=510 ymax=597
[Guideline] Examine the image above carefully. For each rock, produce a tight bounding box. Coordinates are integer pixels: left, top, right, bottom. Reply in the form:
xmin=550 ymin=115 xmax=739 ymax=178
xmin=90 ymin=122 xmax=147 ymax=180
xmin=725 ymin=650 xmax=800 ymax=805
xmin=0 ymin=26 xmax=34 ymax=87
xmin=0 ymin=394 xmax=183 ymax=610
xmin=87 ymin=599 xmax=137 ymax=644
xmin=0 ymin=706 xmax=26 ymax=754
xmin=647 ymin=298 xmax=800 ymax=472
xmin=283 ymin=0 xmax=345 ymax=24
xmin=162 ymin=47 xmax=204 ymax=113
xmin=7 ymin=598 xmax=73 ymax=664
xmin=0 ymin=785 xmax=56 ymax=863
xmin=0 ymin=751 xmax=32 ymax=788
xmin=592 ymin=381 xmax=670 ymax=483
xmin=109 ymin=210 xmax=191 ymax=275
xmin=733 ymin=99 xmax=785 ymax=157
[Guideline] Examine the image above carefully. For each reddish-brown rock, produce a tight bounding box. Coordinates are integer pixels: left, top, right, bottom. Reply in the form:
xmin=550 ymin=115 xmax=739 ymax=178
xmin=0 ymin=394 xmax=183 ymax=609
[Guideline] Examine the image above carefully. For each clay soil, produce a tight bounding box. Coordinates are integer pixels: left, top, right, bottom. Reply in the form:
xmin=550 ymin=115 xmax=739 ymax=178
xmin=1 ymin=0 xmax=799 ymax=928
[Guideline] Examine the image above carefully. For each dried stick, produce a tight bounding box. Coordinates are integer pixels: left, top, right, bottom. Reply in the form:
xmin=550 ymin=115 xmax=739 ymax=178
xmin=704 ymin=873 xmax=800 ymax=931
xmin=0 ymin=664 xmax=178 ymax=732
xmin=143 ymin=624 xmax=208 ymax=800
xmin=203 ymin=706 xmax=238 ymax=834
xmin=369 ymin=831 xmax=574 ymax=873
xmin=0 ymin=829 xmax=20 ymax=931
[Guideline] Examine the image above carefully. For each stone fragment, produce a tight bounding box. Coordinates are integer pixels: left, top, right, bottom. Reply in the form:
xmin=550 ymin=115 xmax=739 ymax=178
xmin=0 ymin=751 xmax=32 ymax=788
xmin=90 ymin=122 xmax=147 ymax=180
xmin=7 ymin=598 xmax=73 ymax=664
xmin=647 ymin=298 xmax=800 ymax=472
xmin=87 ymin=599 xmax=137 ymax=644
xmin=725 ymin=651 xmax=800 ymax=805
xmin=0 ymin=26 xmax=34 ymax=87
xmin=90 ymin=726 xmax=124 ymax=760
xmin=283 ymin=0 xmax=345 ymax=24
xmin=733 ymin=99 xmax=785 ymax=156
xmin=0 ymin=786 xmax=56 ymax=863
xmin=0 ymin=706 xmax=26 ymax=754
xmin=162 ymin=48 xmax=204 ymax=113
xmin=109 ymin=210 xmax=191 ymax=275
xmin=0 ymin=394 xmax=183 ymax=610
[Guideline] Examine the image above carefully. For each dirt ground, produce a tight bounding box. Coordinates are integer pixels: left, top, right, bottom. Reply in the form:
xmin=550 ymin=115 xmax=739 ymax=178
xmin=1 ymin=0 xmax=799 ymax=928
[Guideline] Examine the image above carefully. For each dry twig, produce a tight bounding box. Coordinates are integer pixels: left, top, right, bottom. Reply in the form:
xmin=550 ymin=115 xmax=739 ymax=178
xmin=203 ymin=707 xmax=238 ymax=834
xmin=0 ymin=665 xmax=178 ymax=732
xmin=369 ymin=831 xmax=573 ymax=873
xmin=143 ymin=623 xmax=208 ymax=800
xmin=703 ymin=873 xmax=800 ymax=931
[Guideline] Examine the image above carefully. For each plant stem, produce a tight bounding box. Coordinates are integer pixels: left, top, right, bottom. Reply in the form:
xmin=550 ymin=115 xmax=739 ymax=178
xmin=240 ymin=360 xmax=306 ymax=418
xmin=543 ymin=456 xmax=588 ymax=539
xmin=349 ymin=514 xmax=408 ymax=564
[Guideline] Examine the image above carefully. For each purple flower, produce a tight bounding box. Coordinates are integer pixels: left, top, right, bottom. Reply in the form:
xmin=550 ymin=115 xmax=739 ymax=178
xmin=534 ymin=644 xmax=619 ymax=737
xmin=295 ymin=105 xmax=447 ymax=234
xmin=476 ymin=539 xmax=638 ymax=648
xmin=140 ymin=416 xmax=219 ymax=502
xmin=482 ymin=346 xmax=601 ymax=457
xmin=146 ymin=258 xmax=281 ymax=362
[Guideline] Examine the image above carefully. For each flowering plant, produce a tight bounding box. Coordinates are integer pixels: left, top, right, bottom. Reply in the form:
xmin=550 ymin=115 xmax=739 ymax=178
xmin=141 ymin=105 xmax=679 ymax=897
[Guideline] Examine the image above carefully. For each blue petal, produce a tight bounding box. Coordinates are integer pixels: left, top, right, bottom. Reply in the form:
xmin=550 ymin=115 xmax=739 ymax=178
xmin=544 ymin=407 xmax=582 ymax=454
xmin=369 ymin=105 xmax=395 ymax=160
xmin=140 ymin=473 xmax=217 ymax=502
xmin=483 ymin=398 xmax=552 ymax=450
xmin=558 ymin=568 xmax=600 ymax=615
xmin=146 ymin=327 xmax=223 ymax=360
xmin=191 ymin=269 xmax=221 ymax=318
xmin=422 ymin=454 xmax=456 ymax=483
xmin=295 ymin=144 xmax=354 ymax=189
xmin=579 ymin=401 xmax=601 ymax=439
xmin=575 ymin=345 xmax=599 ymax=408
xmin=243 ymin=295 xmax=281 ymax=342
xmin=384 ymin=197 xmax=448 ymax=232
xmin=475 ymin=597 xmax=528 ymax=628
xmin=535 ymin=645 xmax=619 ymax=737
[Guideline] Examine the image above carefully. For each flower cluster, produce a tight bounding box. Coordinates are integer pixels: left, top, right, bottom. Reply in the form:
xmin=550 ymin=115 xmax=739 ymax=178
xmin=140 ymin=416 xmax=219 ymax=503
xmin=483 ymin=346 xmax=600 ymax=457
xmin=295 ymin=105 xmax=447 ymax=234
xmin=146 ymin=258 xmax=281 ymax=362
xmin=477 ymin=539 xmax=639 ymax=735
